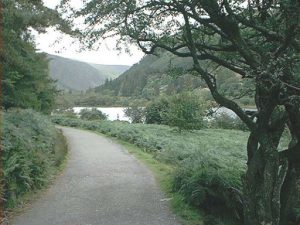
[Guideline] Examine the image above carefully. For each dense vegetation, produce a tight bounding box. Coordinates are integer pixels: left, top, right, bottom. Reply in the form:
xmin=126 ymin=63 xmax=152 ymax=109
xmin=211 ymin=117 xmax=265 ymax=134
xmin=92 ymin=51 xmax=253 ymax=107
xmin=2 ymin=0 xmax=66 ymax=113
xmin=3 ymin=110 xmax=67 ymax=208
xmin=126 ymin=92 xmax=210 ymax=131
xmin=79 ymin=108 xmax=107 ymax=121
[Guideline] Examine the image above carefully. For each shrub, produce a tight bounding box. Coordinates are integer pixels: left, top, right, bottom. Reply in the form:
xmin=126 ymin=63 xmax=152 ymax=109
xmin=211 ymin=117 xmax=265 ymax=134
xmin=162 ymin=92 xmax=207 ymax=132
xmin=54 ymin=108 xmax=78 ymax=118
xmin=124 ymin=105 xmax=145 ymax=123
xmin=2 ymin=109 xmax=67 ymax=208
xmin=173 ymin=154 xmax=244 ymax=224
xmin=145 ymin=97 xmax=169 ymax=124
xmin=79 ymin=108 xmax=107 ymax=121
xmin=210 ymin=113 xmax=248 ymax=131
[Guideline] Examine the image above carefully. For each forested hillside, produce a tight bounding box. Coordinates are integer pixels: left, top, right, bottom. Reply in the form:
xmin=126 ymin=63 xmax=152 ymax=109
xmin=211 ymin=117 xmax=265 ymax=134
xmin=96 ymin=51 xmax=200 ymax=97
xmin=48 ymin=55 xmax=129 ymax=91
xmin=95 ymin=50 xmax=254 ymax=106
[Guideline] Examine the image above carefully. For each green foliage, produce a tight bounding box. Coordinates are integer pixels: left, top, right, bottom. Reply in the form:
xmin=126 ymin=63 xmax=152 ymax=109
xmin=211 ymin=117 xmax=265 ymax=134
xmin=210 ymin=113 xmax=249 ymax=131
xmin=55 ymin=89 xmax=149 ymax=109
xmin=124 ymin=105 xmax=145 ymax=123
xmin=163 ymin=93 xmax=208 ymax=131
xmin=79 ymin=108 xmax=107 ymax=121
xmin=95 ymin=51 xmax=205 ymax=98
xmin=2 ymin=109 xmax=67 ymax=208
xmin=145 ymin=96 xmax=170 ymax=124
xmin=54 ymin=108 xmax=78 ymax=118
xmin=2 ymin=0 xmax=68 ymax=113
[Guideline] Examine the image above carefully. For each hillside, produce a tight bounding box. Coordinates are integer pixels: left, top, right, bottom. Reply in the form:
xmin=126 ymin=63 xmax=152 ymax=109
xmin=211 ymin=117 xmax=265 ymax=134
xmin=95 ymin=51 xmax=205 ymax=98
xmin=48 ymin=55 xmax=129 ymax=91
xmin=95 ymin=51 xmax=250 ymax=103
xmin=58 ymin=51 xmax=254 ymax=108
xmin=89 ymin=64 xmax=130 ymax=80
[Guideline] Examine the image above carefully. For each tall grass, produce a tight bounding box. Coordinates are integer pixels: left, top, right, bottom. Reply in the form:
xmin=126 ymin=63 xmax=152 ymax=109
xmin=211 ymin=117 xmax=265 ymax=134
xmin=2 ymin=109 xmax=67 ymax=208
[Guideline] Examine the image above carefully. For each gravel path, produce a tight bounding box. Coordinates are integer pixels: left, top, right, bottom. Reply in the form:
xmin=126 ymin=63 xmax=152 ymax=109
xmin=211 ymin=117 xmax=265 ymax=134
xmin=11 ymin=127 xmax=180 ymax=225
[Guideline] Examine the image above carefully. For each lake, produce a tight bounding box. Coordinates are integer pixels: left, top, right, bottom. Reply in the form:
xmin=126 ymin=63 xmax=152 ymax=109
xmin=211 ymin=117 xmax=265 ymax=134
xmin=72 ymin=106 xmax=252 ymax=123
xmin=73 ymin=107 xmax=131 ymax=122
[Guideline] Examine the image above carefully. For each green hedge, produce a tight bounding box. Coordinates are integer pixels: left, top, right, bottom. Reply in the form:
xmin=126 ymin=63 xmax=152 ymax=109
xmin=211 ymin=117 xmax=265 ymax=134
xmin=2 ymin=109 xmax=67 ymax=208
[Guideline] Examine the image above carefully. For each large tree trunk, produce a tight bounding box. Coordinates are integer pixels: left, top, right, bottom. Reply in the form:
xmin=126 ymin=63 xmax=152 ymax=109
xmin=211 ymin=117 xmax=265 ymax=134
xmin=243 ymin=101 xmax=300 ymax=225
xmin=243 ymin=102 xmax=290 ymax=225
xmin=279 ymin=164 xmax=300 ymax=225
xmin=243 ymin=142 xmax=286 ymax=225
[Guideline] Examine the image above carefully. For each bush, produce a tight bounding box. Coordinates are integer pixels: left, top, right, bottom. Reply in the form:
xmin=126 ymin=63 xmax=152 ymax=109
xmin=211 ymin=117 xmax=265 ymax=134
xmin=124 ymin=105 xmax=145 ymax=123
xmin=173 ymin=154 xmax=244 ymax=224
xmin=210 ymin=113 xmax=248 ymax=131
xmin=162 ymin=92 xmax=207 ymax=131
xmin=79 ymin=108 xmax=107 ymax=121
xmin=2 ymin=109 xmax=67 ymax=208
xmin=54 ymin=108 xmax=78 ymax=118
xmin=145 ymin=97 xmax=169 ymax=124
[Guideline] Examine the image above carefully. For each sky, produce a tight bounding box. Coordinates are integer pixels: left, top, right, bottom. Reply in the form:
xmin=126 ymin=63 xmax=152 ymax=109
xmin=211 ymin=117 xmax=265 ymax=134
xmin=36 ymin=0 xmax=144 ymax=66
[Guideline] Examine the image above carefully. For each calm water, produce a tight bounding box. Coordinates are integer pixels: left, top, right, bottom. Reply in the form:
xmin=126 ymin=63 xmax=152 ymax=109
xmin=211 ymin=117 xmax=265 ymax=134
xmin=73 ymin=107 xmax=130 ymax=122
xmin=72 ymin=106 xmax=254 ymax=122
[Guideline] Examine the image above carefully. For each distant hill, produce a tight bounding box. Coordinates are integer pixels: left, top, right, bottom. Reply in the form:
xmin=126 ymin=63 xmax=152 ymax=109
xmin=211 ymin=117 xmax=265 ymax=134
xmin=89 ymin=64 xmax=130 ymax=80
xmin=47 ymin=54 xmax=130 ymax=91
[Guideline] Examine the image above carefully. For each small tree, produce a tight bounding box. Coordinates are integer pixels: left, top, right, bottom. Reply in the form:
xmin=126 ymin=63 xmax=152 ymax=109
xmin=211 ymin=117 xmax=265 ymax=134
xmin=79 ymin=108 xmax=107 ymax=121
xmin=124 ymin=105 xmax=145 ymax=123
xmin=145 ymin=96 xmax=170 ymax=124
xmin=163 ymin=93 xmax=207 ymax=132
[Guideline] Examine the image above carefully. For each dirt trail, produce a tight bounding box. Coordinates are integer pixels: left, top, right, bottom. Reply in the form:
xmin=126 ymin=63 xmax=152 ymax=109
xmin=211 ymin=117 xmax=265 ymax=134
xmin=11 ymin=127 xmax=180 ymax=225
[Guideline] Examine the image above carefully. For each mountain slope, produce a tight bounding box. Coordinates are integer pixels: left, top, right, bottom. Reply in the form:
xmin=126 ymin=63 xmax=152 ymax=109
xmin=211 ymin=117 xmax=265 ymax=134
xmin=89 ymin=64 xmax=130 ymax=80
xmin=48 ymin=55 xmax=130 ymax=91
xmin=95 ymin=51 xmax=204 ymax=98
xmin=95 ymin=50 xmax=251 ymax=104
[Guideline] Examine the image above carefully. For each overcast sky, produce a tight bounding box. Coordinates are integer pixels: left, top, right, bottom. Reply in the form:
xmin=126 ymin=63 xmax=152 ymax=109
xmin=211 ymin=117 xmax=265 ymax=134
xmin=36 ymin=0 xmax=144 ymax=65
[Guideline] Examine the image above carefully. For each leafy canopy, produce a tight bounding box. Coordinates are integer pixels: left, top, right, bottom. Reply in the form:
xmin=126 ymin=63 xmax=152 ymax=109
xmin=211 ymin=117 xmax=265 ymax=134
xmin=2 ymin=0 xmax=70 ymax=113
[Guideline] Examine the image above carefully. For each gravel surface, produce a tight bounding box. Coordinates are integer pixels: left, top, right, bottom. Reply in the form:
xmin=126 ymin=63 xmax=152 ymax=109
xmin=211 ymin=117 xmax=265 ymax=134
xmin=11 ymin=127 xmax=181 ymax=225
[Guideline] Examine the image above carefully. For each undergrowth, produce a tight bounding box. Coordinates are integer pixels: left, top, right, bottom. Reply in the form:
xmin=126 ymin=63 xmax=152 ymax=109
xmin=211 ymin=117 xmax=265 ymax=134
xmin=2 ymin=109 xmax=68 ymax=209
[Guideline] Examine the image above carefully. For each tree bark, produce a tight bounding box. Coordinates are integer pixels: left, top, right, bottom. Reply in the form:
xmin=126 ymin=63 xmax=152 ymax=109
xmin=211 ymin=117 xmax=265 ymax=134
xmin=243 ymin=143 xmax=284 ymax=225
xmin=243 ymin=104 xmax=289 ymax=225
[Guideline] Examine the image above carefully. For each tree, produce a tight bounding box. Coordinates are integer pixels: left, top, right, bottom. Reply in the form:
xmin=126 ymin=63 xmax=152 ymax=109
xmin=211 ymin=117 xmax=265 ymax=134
xmin=2 ymin=0 xmax=69 ymax=113
xmin=145 ymin=96 xmax=170 ymax=124
xmin=124 ymin=105 xmax=145 ymax=123
xmin=63 ymin=1 xmax=300 ymax=224
xmin=163 ymin=92 xmax=207 ymax=132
